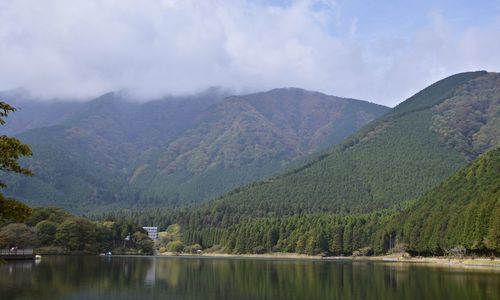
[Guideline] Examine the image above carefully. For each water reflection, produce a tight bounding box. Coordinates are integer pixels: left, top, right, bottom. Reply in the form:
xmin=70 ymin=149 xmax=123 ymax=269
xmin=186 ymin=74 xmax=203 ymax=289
xmin=1 ymin=256 xmax=499 ymax=300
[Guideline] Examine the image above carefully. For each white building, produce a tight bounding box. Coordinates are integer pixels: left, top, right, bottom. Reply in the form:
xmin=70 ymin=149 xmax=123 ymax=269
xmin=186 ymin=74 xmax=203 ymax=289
xmin=142 ymin=226 xmax=158 ymax=240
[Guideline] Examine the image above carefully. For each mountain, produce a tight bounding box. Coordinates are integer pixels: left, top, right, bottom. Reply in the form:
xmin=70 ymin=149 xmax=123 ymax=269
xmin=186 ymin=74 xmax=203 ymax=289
xmin=186 ymin=71 xmax=500 ymax=226
xmin=128 ymin=88 xmax=389 ymax=205
xmin=1 ymin=88 xmax=388 ymax=212
xmin=1 ymin=88 xmax=230 ymax=211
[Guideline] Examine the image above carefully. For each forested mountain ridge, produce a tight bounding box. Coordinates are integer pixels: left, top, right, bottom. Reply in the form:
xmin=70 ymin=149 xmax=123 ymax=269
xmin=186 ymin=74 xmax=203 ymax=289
xmin=186 ymin=71 xmax=500 ymax=224
xmin=128 ymin=88 xmax=388 ymax=204
xmin=1 ymin=88 xmax=387 ymax=211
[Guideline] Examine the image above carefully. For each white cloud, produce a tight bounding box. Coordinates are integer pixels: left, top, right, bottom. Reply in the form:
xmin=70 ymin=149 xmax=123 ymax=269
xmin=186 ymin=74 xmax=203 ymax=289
xmin=0 ymin=0 xmax=498 ymax=106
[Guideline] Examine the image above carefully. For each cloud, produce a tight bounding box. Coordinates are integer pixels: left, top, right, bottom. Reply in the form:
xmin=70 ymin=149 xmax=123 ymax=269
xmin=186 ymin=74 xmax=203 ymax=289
xmin=0 ymin=0 xmax=498 ymax=106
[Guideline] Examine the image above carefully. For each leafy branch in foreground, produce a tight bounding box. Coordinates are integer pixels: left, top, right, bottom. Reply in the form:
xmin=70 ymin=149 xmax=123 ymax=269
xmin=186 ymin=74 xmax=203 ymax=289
xmin=0 ymin=100 xmax=33 ymax=223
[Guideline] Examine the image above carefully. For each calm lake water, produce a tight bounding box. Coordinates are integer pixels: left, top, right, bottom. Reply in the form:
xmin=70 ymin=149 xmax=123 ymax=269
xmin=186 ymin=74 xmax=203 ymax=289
xmin=1 ymin=256 xmax=499 ymax=300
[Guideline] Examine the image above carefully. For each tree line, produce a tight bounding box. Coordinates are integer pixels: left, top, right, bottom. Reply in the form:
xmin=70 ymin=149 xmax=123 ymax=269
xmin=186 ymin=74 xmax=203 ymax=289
xmin=0 ymin=207 xmax=153 ymax=254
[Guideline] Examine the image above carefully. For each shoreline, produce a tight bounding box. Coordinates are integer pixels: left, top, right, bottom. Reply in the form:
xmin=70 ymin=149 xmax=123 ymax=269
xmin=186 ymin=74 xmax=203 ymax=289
xmin=156 ymin=252 xmax=500 ymax=270
xmin=330 ymin=255 xmax=500 ymax=270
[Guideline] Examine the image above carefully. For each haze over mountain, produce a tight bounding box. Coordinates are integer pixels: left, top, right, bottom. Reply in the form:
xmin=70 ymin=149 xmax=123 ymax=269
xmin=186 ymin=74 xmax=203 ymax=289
xmin=1 ymin=88 xmax=388 ymax=212
xmin=1 ymin=1 xmax=499 ymax=107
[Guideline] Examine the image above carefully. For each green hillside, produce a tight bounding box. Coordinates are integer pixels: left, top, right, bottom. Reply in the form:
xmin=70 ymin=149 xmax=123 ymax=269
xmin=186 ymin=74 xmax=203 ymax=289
xmin=385 ymin=147 xmax=500 ymax=255
xmin=2 ymin=88 xmax=387 ymax=211
xmin=197 ymin=147 xmax=500 ymax=256
xmin=5 ymin=125 xmax=129 ymax=211
xmin=189 ymin=71 xmax=499 ymax=225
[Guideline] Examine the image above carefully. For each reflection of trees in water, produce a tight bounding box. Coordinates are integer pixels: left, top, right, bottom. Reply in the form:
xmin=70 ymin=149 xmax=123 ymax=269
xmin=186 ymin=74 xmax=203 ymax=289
xmin=1 ymin=257 xmax=499 ymax=300
xmin=0 ymin=256 xmax=154 ymax=299
xmin=134 ymin=258 xmax=500 ymax=300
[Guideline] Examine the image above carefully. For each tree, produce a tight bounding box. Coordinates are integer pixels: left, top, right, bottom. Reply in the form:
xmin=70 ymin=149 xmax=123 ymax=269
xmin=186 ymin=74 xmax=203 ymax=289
xmin=132 ymin=231 xmax=154 ymax=254
xmin=55 ymin=218 xmax=97 ymax=252
xmin=0 ymin=223 xmax=36 ymax=248
xmin=0 ymin=101 xmax=33 ymax=222
xmin=35 ymin=220 xmax=58 ymax=246
xmin=0 ymin=196 xmax=32 ymax=224
xmin=26 ymin=207 xmax=70 ymax=226
xmin=328 ymin=225 xmax=343 ymax=255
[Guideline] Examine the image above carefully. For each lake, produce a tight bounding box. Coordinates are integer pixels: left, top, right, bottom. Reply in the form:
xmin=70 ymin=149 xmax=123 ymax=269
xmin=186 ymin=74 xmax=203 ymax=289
xmin=1 ymin=256 xmax=499 ymax=300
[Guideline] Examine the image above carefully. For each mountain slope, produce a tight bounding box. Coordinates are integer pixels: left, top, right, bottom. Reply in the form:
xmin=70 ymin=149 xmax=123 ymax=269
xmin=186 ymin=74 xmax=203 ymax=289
xmin=192 ymin=71 xmax=499 ymax=224
xmin=387 ymin=147 xmax=500 ymax=254
xmin=129 ymin=88 xmax=388 ymax=205
xmin=2 ymin=88 xmax=388 ymax=211
xmin=2 ymin=89 xmax=230 ymax=211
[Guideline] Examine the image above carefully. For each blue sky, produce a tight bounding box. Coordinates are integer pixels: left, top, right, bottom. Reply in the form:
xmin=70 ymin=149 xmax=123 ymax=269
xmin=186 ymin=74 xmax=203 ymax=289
xmin=276 ymin=0 xmax=499 ymax=36
xmin=0 ymin=0 xmax=499 ymax=106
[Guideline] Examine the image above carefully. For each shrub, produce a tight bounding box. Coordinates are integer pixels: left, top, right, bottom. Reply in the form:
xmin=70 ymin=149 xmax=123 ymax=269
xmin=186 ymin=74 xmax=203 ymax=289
xmin=387 ymin=243 xmax=408 ymax=254
xmin=184 ymin=244 xmax=203 ymax=254
xmin=204 ymin=245 xmax=223 ymax=253
xmin=352 ymin=246 xmax=372 ymax=257
xmin=446 ymin=245 xmax=466 ymax=258
xmin=166 ymin=240 xmax=184 ymax=253
xmin=252 ymin=246 xmax=266 ymax=254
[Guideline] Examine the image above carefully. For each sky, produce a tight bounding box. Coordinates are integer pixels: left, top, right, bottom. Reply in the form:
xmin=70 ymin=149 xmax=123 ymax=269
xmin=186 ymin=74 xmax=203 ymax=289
xmin=0 ymin=0 xmax=499 ymax=106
